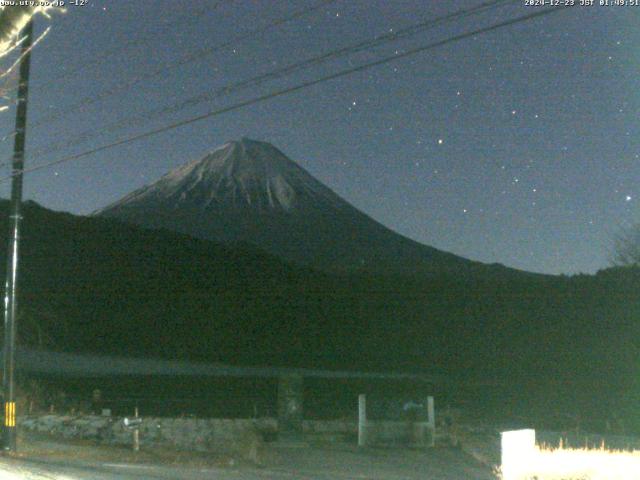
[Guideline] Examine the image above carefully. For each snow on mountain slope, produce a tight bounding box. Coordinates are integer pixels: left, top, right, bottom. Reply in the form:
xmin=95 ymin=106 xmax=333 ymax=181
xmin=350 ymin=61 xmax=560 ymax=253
xmin=101 ymin=138 xmax=346 ymax=214
xmin=95 ymin=138 xmax=496 ymax=275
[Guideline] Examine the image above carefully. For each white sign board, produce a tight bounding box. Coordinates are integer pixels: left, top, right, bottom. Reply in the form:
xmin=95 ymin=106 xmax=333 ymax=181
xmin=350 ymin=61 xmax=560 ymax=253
xmin=501 ymin=429 xmax=536 ymax=479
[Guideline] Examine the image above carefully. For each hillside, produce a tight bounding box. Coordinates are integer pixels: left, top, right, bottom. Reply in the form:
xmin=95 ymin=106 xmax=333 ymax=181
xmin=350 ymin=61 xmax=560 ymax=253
xmin=0 ymin=200 xmax=636 ymax=394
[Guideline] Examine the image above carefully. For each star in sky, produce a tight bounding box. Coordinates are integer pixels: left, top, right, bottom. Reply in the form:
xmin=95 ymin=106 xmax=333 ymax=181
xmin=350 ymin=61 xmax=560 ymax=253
xmin=11 ymin=0 xmax=636 ymax=275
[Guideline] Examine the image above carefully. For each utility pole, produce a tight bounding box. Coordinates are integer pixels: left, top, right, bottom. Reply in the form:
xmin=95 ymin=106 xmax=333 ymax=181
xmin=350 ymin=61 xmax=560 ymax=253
xmin=2 ymin=19 xmax=33 ymax=453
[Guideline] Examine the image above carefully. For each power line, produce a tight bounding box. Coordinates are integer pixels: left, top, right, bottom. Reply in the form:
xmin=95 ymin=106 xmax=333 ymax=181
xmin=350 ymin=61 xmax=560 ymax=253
xmin=25 ymin=0 xmax=518 ymax=163
xmin=0 ymin=0 xmax=337 ymax=150
xmin=0 ymin=0 xmax=225 ymax=104
xmin=36 ymin=2 xmax=223 ymax=86
xmin=24 ymin=0 xmax=339 ymax=130
xmin=0 ymin=5 xmax=572 ymax=184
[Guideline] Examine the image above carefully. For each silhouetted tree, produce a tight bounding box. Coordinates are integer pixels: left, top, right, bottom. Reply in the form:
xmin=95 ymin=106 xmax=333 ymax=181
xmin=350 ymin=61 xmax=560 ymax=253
xmin=612 ymin=224 xmax=640 ymax=266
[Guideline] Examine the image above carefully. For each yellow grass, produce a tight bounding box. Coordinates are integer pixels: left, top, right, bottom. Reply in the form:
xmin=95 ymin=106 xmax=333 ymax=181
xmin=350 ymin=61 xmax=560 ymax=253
xmin=497 ymin=443 xmax=640 ymax=480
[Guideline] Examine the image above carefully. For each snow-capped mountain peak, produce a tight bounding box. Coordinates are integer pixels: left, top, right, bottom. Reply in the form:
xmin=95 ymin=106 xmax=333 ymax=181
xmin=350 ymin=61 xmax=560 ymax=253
xmin=95 ymin=138 xmax=479 ymax=275
xmin=99 ymin=138 xmax=344 ymax=215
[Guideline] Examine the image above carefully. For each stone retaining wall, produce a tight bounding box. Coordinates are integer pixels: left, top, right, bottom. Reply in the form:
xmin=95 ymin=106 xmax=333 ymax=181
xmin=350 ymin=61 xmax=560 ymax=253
xmin=19 ymin=414 xmax=277 ymax=452
xmin=18 ymin=415 xmax=432 ymax=450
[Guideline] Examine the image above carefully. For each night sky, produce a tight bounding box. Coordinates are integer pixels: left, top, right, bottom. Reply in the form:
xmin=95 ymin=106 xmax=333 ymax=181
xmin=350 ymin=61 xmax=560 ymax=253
xmin=0 ymin=0 xmax=637 ymax=275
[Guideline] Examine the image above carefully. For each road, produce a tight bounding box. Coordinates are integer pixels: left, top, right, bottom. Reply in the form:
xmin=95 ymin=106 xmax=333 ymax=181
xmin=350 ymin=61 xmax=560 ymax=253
xmin=0 ymin=444 xmax=495 ymax=479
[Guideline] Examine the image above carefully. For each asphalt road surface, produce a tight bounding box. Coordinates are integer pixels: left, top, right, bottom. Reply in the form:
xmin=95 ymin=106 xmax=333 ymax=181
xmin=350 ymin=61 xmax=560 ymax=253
xmin=0 ymin=444 xmax=494 ymax=479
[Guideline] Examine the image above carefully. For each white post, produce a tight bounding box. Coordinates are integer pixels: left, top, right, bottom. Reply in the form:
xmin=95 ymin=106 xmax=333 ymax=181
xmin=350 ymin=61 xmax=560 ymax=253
xmin=358 ymin=394 xmax=367 ymax=447
xmin=427 ymin=396 xmax=435 ymax=447
xmin=132 ymin=406 xmax=140 ymax=452
xmin=501 ymin=429 xmax=536 ymax=480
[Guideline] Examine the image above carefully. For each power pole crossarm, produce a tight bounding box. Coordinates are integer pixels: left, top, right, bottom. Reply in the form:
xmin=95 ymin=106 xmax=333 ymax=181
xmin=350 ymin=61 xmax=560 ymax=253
xmin=0 ymin=7 xmax=40 ymax=56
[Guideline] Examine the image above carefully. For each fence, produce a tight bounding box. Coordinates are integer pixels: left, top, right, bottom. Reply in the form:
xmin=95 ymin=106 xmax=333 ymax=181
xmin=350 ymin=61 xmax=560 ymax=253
xmin=357 ymin=393 xmax=435 ymax=447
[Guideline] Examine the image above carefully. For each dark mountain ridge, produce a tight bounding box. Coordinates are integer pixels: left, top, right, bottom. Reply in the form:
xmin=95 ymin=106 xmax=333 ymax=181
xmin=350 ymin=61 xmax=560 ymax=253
xmin=0 ymin=200 xmax=638 ymax=425
xmin=2 ymin=200 xmax=636 ymax=378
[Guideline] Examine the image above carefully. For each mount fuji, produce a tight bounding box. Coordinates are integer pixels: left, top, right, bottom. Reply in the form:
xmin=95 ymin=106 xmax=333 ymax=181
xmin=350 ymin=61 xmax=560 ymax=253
xmin=94 ymin=138 xmax=504 ymax=275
